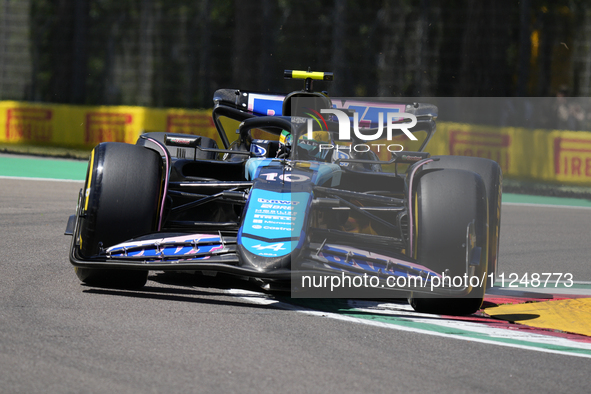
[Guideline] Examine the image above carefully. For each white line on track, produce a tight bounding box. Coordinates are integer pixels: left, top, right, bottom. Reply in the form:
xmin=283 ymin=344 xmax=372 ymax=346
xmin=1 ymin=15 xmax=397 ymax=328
xmin=502 ymin=202 xmax=591 ymax=210
xmin=491 ymin=282 xmax=591 ymax=296
xmin=0 ymin=175 xmax=84 ymax=183
xmin=226 ymin=288 xmax=591 ymax=359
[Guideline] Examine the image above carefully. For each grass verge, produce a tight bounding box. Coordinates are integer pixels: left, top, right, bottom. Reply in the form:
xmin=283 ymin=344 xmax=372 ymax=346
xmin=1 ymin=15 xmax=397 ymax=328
xmin=0 ymin=143 xmax=91 ymax=160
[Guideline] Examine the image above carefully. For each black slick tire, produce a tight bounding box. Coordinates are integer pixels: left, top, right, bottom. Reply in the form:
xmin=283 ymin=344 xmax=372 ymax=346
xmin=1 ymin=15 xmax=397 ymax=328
xmin=76 ymin=142 xmax=163 ymax=288
xmin=422 ymin=156 xmax=502 ymax=284
xmin=408 ymin=167 xmax=489 ymax=315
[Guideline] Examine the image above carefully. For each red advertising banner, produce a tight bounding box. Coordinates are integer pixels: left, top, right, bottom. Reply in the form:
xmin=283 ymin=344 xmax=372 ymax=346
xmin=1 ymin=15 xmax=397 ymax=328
xmin=85 ymin=112 xmax=134 ymax=144
xmin=5 ymin=108 xmax=53 ymax=142
xmin=554 ymin=137 xmax=591 ymax=181
xmin=449 ymin=130 xmax=512 ymax=174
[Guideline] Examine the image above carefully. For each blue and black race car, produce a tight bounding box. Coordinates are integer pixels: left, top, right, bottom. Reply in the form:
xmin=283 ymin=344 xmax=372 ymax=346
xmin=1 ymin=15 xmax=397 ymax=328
xmin=66 ymin=70 xmax=502 ymax=315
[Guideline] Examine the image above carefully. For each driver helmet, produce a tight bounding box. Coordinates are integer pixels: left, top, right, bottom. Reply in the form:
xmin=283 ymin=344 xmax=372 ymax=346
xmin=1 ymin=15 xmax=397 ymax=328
xmin=276 ymin=129 xmax=292 ymax=158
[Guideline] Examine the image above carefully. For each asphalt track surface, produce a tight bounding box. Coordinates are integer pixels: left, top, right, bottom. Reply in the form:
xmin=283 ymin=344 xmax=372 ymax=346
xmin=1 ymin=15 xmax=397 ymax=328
xmin=1 ymin=174 xmax=591 ymax=392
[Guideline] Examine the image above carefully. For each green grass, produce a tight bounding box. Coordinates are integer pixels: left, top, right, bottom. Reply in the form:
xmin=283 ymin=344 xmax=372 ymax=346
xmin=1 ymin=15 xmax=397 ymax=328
xmin=0 ymin=143 xmax=91 ymax=160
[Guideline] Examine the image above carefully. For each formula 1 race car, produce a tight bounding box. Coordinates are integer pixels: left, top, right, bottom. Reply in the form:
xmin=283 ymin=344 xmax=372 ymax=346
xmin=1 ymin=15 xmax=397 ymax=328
xmin=65 ymin=70 xmax=502 ymax=315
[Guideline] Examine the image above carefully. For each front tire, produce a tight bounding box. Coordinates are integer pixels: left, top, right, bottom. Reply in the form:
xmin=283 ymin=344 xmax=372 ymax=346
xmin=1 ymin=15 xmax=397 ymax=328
xmin=76 ymin=142 xmax=163 ymax=288
xmin=422 ymin=156 xmax=502 ymax=283
xmin=409 ymin=168 xmax=489 ymax=315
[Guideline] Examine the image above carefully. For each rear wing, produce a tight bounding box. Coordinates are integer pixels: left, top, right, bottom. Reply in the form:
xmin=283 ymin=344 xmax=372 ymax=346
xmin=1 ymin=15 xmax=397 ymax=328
xmin=212 ymin=89 xmax=438 ymax=151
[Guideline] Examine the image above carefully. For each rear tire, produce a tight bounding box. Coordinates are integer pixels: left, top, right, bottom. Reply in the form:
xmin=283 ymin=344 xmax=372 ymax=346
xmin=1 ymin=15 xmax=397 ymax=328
xmin=408 ymin=168 xmax=488 ymax=315
xmin=76 ymin=142 xmax=163 ymax=288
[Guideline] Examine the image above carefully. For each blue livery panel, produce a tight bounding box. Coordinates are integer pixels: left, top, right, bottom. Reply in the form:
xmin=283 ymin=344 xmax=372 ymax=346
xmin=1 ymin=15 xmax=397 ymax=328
xmin=240 ymin=189 xmax=310 ymax=257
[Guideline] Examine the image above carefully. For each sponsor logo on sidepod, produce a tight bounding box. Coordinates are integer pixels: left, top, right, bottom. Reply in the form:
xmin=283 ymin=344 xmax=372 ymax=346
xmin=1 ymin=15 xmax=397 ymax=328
xmin=257 ymin=198 xmax=299 ymax=205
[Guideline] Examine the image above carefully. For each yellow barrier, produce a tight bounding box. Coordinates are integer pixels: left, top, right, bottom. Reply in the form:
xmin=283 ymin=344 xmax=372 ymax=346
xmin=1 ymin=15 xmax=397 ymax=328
xmin=0 ymin=101 xmax=220 ymax=149
xmin=2 ymin=101 xmax=591 ymax=186
xmin=428 ymin=123 xmax=591 ymax=185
